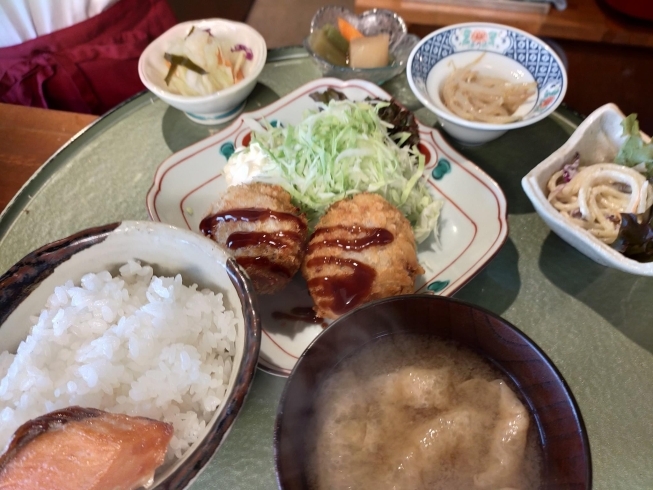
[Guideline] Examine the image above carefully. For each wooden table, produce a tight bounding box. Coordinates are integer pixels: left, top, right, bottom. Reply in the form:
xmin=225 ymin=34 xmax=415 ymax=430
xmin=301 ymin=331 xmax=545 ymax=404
xmin=0 ymin=103 xmax=97 ymax=212
xmin=356 ymin=0 xmax=653 ymax=46
xmin=355 ymin=0 xmax=653 ymax=130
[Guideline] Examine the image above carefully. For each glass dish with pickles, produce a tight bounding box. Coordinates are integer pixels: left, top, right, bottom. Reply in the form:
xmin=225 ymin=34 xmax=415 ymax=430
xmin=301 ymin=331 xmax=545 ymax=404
xmin=304 ymin=6 xmax=419 ymax=84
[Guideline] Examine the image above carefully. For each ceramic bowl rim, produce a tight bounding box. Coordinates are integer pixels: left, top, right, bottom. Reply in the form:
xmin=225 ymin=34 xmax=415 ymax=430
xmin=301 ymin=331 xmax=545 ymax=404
xmin=273 ymin=293 xmax=592 ymax=488
xmin=407 ymin=22 xmax=568 ymax=131
xmin=138 ymin=19 xmax=267 ymax=104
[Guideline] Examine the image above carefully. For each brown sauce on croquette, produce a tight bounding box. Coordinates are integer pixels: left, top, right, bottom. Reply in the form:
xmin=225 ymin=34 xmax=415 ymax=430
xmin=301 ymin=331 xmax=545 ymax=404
xmin=271 ymin=306 xmax=324 ymax=324
xmin=306 ymin=257 xmax=377 ymax=315
xmin=200 ymin=184 xmax=310 ymax=295
xmin=236 ymin=256 xmax=292 ymax=278
xmin=199 ymin=208 xmax=307 ymax=239
xmin=305 ymin=226 xmax=395 ymax=315
xmin=226 ymin=230 xmax=303 ymax=250
xmin=307 ymin=226 xmax=394 ymax=254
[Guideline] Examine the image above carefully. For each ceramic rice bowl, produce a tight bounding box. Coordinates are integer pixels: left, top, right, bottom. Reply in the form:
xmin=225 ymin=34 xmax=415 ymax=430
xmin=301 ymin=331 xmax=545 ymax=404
xmin=0 ymin=220 xmax=260 ymax=489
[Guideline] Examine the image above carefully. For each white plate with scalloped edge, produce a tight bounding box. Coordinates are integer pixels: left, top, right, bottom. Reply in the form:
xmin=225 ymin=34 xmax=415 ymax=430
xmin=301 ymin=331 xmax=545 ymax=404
xmin=146 ymin=77 xmax=508 ymax=376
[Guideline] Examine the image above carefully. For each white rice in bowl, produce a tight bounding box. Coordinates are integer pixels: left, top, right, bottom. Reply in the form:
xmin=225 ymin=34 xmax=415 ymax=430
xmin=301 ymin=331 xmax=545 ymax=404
xmin=0 ymin=260 xmax=238 ymax=459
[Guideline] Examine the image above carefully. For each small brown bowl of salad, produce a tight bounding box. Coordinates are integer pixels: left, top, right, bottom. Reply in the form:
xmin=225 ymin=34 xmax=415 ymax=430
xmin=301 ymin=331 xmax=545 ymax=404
xmin=304 ymin=6 xmax=419 ymax=85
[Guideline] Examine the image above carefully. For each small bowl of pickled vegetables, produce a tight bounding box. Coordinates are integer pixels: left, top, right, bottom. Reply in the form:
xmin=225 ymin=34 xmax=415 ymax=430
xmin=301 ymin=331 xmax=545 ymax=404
xmin=305 ymin=7 xmax=419 ymax=85
xmin=139 ymin=19 xmax=267 ymax=125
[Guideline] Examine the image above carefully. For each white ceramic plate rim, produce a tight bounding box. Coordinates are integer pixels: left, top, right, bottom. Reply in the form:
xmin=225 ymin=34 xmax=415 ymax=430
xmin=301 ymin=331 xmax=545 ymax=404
xmin=522 ymin=102 xmax=653 ymax=276
xmin=407 ymin=22 xmax=568 ymax=131
xmin=146 ymin=77 xmax=509 ymax=375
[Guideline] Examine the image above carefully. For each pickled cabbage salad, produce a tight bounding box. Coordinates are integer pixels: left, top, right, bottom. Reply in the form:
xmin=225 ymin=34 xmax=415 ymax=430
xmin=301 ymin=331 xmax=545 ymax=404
xmin=223 ymin=98 xmax=443 ymax=243
xmin=164 ymin=27 xmax=251 ymax=96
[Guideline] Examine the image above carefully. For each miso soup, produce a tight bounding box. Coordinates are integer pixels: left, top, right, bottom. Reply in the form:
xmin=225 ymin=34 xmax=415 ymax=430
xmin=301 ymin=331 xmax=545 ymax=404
xmin=308 ymin=334 xmax=542 ymax=489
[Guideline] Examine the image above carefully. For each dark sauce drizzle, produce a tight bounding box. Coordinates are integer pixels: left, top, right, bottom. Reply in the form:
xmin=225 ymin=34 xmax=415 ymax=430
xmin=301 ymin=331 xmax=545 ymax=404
xmin=199 ymin=208 xmax=307 ymax=240
xmin=308 ymin=226 xmax=393 ymax=254
xmin=227 ymin=230 xmax=302 ymax=250
xmin=200 ymin=208 xmax=305 ymax=282
xmin=306 ymin=257 xmax=376 ymax=316
xmin=305 ymin=226 xmax=395 ymax=315
xmin=236 ymin=256 xmax=292 ymax=278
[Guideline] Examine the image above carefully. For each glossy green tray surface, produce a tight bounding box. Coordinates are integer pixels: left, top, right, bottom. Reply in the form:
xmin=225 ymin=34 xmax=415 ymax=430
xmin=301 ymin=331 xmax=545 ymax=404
xmin=1 ymin=47 xmax=652 ymax=489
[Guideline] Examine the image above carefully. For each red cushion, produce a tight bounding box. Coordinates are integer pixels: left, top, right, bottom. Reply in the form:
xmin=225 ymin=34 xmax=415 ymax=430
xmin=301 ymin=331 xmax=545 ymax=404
xmin=0 ymin=0 xmax=177 ymax=115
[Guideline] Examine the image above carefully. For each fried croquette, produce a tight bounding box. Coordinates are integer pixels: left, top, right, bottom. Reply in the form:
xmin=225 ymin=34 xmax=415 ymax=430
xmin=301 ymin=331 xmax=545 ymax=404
xmin=302 ymin=193 xmax=424 ymax=319
xmin=200 ymin=183 xmax=308 ymax=294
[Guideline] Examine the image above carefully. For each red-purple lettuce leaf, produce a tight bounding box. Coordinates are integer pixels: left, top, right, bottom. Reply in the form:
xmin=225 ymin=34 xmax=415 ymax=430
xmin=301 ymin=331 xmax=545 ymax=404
xmin=611 ymin=213 xmax=653 ymax=262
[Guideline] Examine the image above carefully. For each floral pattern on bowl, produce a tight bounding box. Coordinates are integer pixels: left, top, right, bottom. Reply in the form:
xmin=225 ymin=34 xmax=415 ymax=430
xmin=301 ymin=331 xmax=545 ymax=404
xmin=305 ymin=6 xmax=419 ymax=85
xmin=409 ymin=23 xmax=566 ymax=120
xmin=451 ymin=27 xmax=512 ymax=52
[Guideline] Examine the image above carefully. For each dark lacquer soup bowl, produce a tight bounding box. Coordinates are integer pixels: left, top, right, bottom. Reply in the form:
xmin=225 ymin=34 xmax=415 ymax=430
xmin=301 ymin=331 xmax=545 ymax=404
xmin=274 ymin=294 xmax=591 ymax=490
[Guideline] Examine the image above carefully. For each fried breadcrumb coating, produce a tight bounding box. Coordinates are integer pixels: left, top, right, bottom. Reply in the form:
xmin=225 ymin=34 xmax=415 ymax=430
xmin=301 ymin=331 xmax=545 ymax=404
xmin=302 ymin=193 xmax=424 ymax=319
xmin=202 ymin=183 xmax=308 ymax=294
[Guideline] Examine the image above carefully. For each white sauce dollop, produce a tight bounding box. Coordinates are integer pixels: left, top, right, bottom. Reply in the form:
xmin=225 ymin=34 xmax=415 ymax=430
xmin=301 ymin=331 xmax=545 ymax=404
xmin=223 ymin=143 xmax=270 ymax=186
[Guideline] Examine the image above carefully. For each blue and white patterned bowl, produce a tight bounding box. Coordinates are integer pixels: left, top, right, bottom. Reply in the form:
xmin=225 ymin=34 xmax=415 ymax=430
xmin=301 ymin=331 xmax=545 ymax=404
xmin=407 ymin=23 xmax=567 ymax=144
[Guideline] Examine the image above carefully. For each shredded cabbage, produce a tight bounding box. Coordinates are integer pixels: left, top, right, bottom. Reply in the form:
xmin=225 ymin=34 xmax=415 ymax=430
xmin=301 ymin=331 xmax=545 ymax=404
xmin=231 ymin=99 xmax=442 ymax=243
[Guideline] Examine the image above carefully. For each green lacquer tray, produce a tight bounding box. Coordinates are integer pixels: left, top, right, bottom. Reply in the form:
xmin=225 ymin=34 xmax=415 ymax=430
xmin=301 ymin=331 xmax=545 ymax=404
xmin=1 ymin=47 xmax=652 ymax=490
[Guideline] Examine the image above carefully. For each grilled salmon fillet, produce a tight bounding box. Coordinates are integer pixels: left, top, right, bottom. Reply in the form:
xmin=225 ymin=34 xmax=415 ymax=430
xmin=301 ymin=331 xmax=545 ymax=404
xmin=0 ymin=406 xmax=173 ymax=490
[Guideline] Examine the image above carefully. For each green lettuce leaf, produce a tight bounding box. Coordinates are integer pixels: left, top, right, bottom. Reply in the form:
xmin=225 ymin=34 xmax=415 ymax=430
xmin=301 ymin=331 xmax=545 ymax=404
xmin=615 ymin=114 xmax=653 ymax=176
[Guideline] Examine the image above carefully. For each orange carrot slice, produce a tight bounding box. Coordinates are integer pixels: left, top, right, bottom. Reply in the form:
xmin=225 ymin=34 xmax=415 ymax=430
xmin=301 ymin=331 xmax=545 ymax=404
xmin=338 ymin=18 xmax=363 ymax=41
